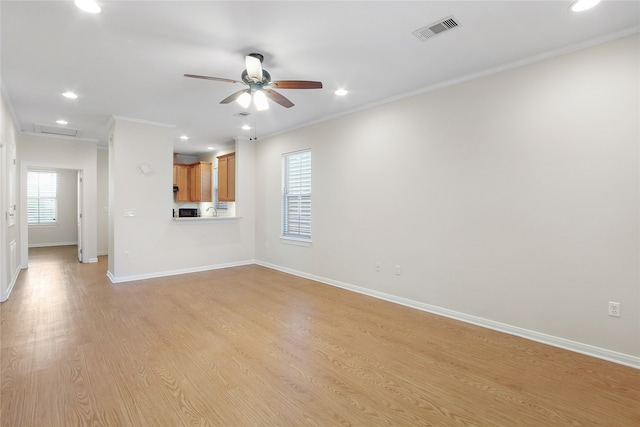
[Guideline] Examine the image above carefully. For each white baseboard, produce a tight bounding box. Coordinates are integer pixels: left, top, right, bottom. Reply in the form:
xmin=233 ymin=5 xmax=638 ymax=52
xmin=107 ymin=259 xmax=255 ymax=284
xmin=255 ymin=260 xmax=640 ymax=370
xmin=1 ymin=265 xmax=23 ymax=303
xmin=28 ymin=242 xmax=77 ymax=248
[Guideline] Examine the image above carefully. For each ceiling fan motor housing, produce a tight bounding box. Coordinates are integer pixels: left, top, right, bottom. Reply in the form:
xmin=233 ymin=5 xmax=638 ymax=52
xmin=247 ymin=52 xmax=264 ymax=63
xmin=241 ymin=69 xmax=271 ymax=86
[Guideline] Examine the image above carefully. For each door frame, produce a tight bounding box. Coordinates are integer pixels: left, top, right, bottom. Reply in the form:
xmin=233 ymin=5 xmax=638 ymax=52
xmin=20 ymin=162 xmax=86 ymax=268
xmin=77 ymin=170 xmax=83 ymax=262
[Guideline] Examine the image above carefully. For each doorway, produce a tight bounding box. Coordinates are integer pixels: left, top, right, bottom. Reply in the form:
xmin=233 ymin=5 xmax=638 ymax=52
xmin=20 ymin=164 xmax=84 ymax=268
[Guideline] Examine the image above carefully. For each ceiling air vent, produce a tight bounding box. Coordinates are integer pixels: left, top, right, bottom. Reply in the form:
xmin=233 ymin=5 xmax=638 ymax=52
xmin=33 ymin=124 xmax=80 ymax=137
xmin=412 ymin=15 xmax=461 ymax=41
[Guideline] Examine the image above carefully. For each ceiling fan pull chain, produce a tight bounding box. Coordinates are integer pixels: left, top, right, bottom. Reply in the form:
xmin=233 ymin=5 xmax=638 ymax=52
xmin=250 ymin=112 xmax=258 ymax=141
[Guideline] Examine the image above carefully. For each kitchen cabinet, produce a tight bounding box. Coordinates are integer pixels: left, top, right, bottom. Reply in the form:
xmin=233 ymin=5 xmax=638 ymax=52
xmin=173 ymin=161 xmax=212 ymax=202
xmin=189 ymin=162 xmax=212 ymax=202
xmin=173 ymin=164 xmax=190 ymax=203
xmin=217 ymin=153 xmax=235 ymax=202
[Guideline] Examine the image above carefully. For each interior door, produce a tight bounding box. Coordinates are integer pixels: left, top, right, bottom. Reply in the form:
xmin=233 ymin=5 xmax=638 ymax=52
xmin=77 ymin=170 xmax=83 ymax=262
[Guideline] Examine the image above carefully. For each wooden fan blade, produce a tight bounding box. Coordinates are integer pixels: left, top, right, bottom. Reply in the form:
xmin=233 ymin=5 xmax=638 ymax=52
xmin=245 ymin=55 xmax=263 ymax=82
xmin=184 ymin=74 xmax=243 ymax=85
xmin=272 ymin=80 xmax=323 ymax=89
xmin=220 ymin=89 xmax=249 ymax=104
xmin=265 ymin=89 xmax=294 ymax=108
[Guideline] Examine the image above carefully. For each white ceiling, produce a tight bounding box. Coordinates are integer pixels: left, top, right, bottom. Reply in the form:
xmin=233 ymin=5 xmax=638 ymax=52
xmin=2 ymin=1 xmax=639 ymax=155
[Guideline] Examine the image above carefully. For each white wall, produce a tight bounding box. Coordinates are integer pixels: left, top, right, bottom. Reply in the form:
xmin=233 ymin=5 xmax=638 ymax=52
xmin=0 ymin=89 xmax=21 ymax=302
xmin=28 ymin=168 xmax=78 ymax=247
xmin=108 ymin=118 xmax=255 ymax=281
xmin=17 ymin=134 xmax=98 ymax=264
xmin=255 ymin=35 xmax=639 ymax=362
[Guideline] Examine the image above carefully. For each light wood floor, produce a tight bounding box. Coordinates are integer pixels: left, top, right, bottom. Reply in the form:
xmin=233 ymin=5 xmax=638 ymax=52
xmin=1 ymin=246 xmax=638 ymax=426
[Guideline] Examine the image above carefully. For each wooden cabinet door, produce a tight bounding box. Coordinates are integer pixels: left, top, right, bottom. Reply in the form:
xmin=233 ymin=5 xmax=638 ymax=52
xmin=201 ymin=162 xmax=212 ymax=202
xmin=227 ymin=155 xmax=235 ymax=201
xmin=217 ymin=153 xmax=235 ymax=202
xmin=174 ymin=164 xmax=190 ymax=202
xmin=189 ymin=162 xmax=213 ymax=202
xmin=218 ymin=156 xmax=229 ymax=201
xmin=189 ymin=165 xmax=199 ymax=201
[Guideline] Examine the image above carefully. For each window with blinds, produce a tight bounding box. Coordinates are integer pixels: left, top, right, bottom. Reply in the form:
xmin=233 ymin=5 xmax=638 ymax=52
xmin=27 ymin=170 xmax=58 ymax=225
xmin=282 ymin=150 xmax=311 ymax=240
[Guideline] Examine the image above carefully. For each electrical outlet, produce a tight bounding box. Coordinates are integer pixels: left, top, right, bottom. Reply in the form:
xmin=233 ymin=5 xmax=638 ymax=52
xmin=124 ymin=251 xmax=130 ymax=260
xmin=395 ymin=264 xmax=402 ymax=275
xmin=375 ymin=262 xmax=382 ymax=272
xmin=608 ymin=302 xmax=620 ymax=317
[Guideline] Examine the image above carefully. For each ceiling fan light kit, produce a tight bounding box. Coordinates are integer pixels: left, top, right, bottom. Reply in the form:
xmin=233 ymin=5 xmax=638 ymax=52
xmin=236 ymin=92 xmax=251 ymax=109
xmin=253 ymin=90 xmax=269 ymax=111
xmin=185 ymin=53 xmax=322 ymax=111
xmin=74 ymin=0 xmax=101 ymax=14
xmin=569 ymin=0 xmax=601 ymax=12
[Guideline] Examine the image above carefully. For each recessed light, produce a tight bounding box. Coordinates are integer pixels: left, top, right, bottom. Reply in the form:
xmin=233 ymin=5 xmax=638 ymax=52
xmin=56 ymin=120 xmax=68 ymax=125
xmin=75 ymin=0 xmax=102 ymax=14
xmin=207 ymin=146 xmax=214 ymax=150
xmin=569 ymin=0 xmax=600 ymax=12
xmin=179 ymin=135 xmax=189 ymax=140
xmin=62 ymin=91 xmax=78 ymax=99
xmin=335 ymin=88 xmax=348 ymax=96
xmin=242 ymin=125 xmax=251 ymax=130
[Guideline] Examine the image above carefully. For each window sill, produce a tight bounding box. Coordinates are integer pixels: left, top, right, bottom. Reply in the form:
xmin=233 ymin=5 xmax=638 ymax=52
xmin=28 ymin=223 xmax=58 ymax=228
xmin=280 ymin=237 xmax=312 ymax=247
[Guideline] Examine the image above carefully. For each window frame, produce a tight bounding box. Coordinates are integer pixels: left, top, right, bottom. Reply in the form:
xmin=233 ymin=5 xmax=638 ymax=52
xmin=281 ymin=149 xmax=312 ymax=243
xmin=27 ymin=170 xmax=58 ymax=226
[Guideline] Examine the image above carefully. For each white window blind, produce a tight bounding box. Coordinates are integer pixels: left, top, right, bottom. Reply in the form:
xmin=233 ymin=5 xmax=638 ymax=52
xmin=282 ymin=150 xmax=311 ymax=239
xmin=27 ymin=171 xmax=58 ymax=224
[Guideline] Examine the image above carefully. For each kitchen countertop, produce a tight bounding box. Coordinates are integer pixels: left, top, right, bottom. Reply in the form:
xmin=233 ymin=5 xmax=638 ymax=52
xmin=172 ymin=216 xmax=241 ymax=222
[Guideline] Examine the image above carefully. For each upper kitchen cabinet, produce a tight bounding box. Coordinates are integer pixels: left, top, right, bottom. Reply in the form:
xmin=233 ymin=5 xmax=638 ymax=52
xmin=190 ymin=161 xmax=212 ymax=202
xmin=217 ymin=153 xmax=235 ymax=202
xmin=173 ymin=161 xmax=212 ymax=203
xmin=173 ymin=164 xmax=190 ymax=203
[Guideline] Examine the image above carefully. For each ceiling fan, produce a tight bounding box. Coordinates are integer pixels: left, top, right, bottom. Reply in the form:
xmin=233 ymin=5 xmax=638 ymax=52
xmin=184 ymin=53 xmax=323 ymax=110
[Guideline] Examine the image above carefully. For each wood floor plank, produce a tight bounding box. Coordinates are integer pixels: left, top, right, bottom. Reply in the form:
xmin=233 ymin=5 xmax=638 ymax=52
xmin=1 ymin=246 xmax=638 ymax=426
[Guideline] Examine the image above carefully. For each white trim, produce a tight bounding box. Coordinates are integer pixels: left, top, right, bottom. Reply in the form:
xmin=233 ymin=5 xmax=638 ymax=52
xmin=1 ymin=265 xmax=22 ymax=303
xmin=255 ymin=260 xmax=640 ymax=370
xmin=107 ymin=259 xmax=255 ymax=284
xmin=28 ymin=241 xmax=77 ymax=248
xmin=279 ymin=237 xmax=312 ymax=247
xmin=109 ymin=115 xmax=176 ymax=129
xmin=1 ymin=78 xmax=21 ymax=131
xmin=255 ymin=26 xmax=640 ymax=143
